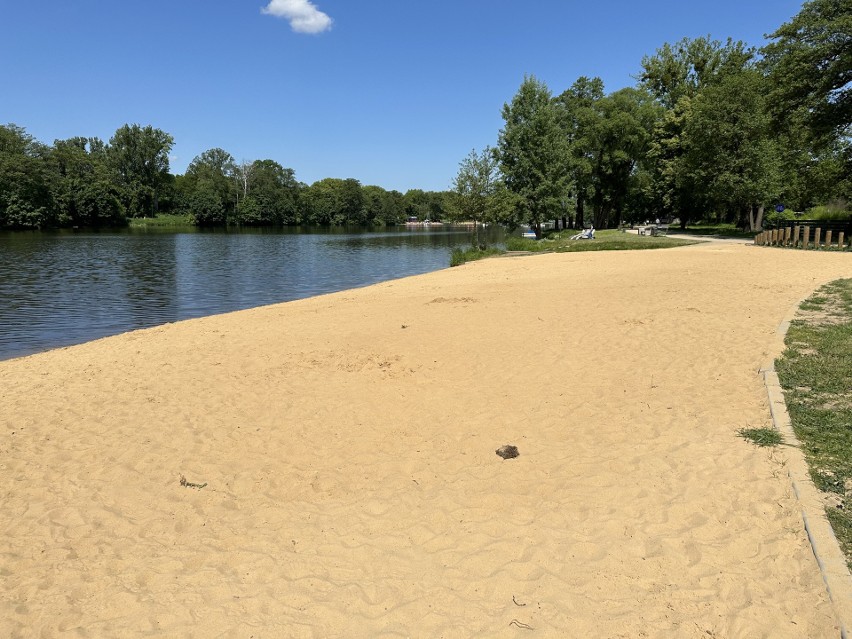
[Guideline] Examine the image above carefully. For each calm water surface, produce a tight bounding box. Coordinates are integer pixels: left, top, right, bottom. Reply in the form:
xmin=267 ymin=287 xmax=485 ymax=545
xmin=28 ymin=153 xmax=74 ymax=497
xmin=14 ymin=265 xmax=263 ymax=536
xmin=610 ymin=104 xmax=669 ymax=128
xmin=0 ymin=226 xmax=504 ymax=361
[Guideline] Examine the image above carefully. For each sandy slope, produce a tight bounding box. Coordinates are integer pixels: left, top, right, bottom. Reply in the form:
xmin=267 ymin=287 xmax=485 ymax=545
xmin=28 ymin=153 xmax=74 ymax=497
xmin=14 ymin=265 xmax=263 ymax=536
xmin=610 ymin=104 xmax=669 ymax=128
xmin=1 ymin=241 xmax=850 ymax=638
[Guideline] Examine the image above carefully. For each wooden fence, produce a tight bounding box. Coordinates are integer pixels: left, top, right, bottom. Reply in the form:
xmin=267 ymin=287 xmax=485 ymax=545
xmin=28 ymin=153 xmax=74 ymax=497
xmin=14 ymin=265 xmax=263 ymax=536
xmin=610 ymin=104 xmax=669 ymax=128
xmin=754 ymin=225 xmax=850 ymax=250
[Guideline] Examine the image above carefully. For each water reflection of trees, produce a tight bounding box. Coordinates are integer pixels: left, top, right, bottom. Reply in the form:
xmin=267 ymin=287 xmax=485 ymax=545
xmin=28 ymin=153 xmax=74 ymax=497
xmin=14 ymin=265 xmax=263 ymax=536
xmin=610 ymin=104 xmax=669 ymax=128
xmin=1 ymin=226 xmax=506 ymax=360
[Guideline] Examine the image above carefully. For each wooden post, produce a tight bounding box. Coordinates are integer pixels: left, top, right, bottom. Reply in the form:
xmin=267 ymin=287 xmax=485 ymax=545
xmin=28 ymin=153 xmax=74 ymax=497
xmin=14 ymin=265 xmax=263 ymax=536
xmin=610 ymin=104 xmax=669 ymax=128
xmin=794 ymin=226 xmax=800 ymax=247
xmin=839 ymin=231 xmax=846 ymax=250
xmin=803 ymin=226 xmax=810 ymax=249
xmin=814 ymin=228 xmax=822 ymax=248
xmin=784 ymin=227 xmax=791 ymax=246
xmin=825 ymin=230 xmax=832 ymax=248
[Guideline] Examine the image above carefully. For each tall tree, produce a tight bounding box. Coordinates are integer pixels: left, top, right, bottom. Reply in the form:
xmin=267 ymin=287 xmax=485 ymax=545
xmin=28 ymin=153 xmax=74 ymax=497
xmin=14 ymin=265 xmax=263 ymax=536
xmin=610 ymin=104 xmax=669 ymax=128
xmin=238 ymin=160 xmax=300 ymax=225
xmin=107 ymin=124 xmax=174 ymax=217
xmin=555 ymin=77 xmax=605 ymax=229
xmin=184 ymin=148 xmax=236 ymax=224
xmin=640 ymin=37 xmax=754 ymax=225
xmin=362 ymin=185 xmax=405 ymax=226
xmin=588 ymin=88 xmax=660 ymax=229
xmin=640 ymin=36 xmax=754 ymax=109
xmin=681 ymin=69 xmax=782 ymax=231
xmin=762 ymin=0 xmax=852 ymax=142
xmin=301 ymin=177 xmax=364 ymax=225
xmin=0 ymin=124 xmax=53 ymax=229
xmin=497 ymin=76 xmax=571 ymax=237
xmin=49 ymin=137 xmax=125 ymax=227
xmin=449 ymin=146 xmax=506 ymax=245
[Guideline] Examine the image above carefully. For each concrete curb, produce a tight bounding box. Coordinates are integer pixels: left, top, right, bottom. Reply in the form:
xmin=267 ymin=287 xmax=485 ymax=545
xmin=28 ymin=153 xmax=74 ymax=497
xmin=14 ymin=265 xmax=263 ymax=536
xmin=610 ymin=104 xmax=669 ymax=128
xmin=760 ymin=300 xmax=852 ymax=638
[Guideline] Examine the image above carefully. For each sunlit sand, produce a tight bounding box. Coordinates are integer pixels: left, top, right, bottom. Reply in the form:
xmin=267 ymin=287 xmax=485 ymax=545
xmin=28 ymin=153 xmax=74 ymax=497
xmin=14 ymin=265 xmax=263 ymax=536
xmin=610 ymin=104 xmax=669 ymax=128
xmin=1 ymin=241 xmax=849 ymax=637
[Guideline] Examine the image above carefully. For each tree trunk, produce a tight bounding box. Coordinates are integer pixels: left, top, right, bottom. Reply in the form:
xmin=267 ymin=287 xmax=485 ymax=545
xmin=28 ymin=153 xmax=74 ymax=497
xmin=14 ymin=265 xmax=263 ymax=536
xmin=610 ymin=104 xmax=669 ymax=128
xmin=535 ymin=221 xmax=542 ymax=239
xmin=748 ymin=205 xmax=765 ymax=232
xmin=562 ymin=215 xmax=568 ymax=230
xmin=576 ymin=195 xmax=585 ymax=229
xmin=554 ymin=218 xmax=560 ymax=231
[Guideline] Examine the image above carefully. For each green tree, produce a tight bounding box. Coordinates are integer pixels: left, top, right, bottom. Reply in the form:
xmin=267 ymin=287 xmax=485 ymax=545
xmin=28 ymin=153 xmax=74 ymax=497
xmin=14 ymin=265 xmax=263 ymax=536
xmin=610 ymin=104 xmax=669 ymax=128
xmin=0 ymin=124 xmax=53 ymax=229
xmin=107 ymin=124 xmax=174 ymax=217
xmin=237 ymin=160 xmax=300 ymax=225
xmin=640 ymin=37 xmax=754 ymax=225
xmin=588 ymin=88 xmax=660 ymax=229
xmin=762 ymin=0 xmax=852 ymax=142
xmin=184 ymin=148 xmax=236 ymax=224
xmin=497 ymin=76 xmax=571 ymax=237
xmin=643 ymin=98 xmax=704 ymax=226
xmin=49 ymin=137 xmax=125 ymax=227
xmin=555 ymin=77 xmax=605 ymax=229
xmin=362 ymin=185 xmax=405 ymax=226
xmin=640 ymin=36 xmax=754 ymax=109
xmin=682 ymin=69 xmax=782 ymax=230
xmin=449 ymin=146 xmax=505 ymax=245
xmin=301 ymin=177 xmax=364 ymax=225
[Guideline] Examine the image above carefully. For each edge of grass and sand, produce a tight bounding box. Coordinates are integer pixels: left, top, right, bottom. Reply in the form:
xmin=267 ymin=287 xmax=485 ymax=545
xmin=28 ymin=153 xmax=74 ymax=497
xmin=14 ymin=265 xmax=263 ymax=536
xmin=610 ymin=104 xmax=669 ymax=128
xmin=451 ymin=228 xmax=699 ymax=265
xmin=756 ymin=278 xmax=852 ymax=635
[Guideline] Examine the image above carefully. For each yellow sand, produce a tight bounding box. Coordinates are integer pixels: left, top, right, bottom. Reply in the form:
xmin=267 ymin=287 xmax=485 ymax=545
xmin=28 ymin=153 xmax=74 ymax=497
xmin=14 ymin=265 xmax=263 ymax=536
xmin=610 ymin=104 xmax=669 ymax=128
xmin=1 ymin=241 xmax=850 ymax=638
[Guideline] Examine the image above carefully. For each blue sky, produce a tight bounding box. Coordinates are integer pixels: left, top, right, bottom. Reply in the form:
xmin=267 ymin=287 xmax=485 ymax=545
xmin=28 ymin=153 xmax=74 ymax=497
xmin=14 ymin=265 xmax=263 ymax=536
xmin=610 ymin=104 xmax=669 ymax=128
xmin=2 ymin=0 xmax=804 ymax=193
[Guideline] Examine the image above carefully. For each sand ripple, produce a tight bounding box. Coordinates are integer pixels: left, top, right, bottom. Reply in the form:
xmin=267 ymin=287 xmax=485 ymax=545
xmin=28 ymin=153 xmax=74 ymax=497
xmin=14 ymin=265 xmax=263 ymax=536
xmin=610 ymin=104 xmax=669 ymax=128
xmin=1 ymin=243 xmax=849 ymax=637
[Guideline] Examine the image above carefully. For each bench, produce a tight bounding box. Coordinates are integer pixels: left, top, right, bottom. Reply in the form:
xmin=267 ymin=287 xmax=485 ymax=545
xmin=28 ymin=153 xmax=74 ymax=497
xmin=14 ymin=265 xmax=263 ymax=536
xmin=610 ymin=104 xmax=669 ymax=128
xmin=650 ymin=225 xmax=668 ymax=237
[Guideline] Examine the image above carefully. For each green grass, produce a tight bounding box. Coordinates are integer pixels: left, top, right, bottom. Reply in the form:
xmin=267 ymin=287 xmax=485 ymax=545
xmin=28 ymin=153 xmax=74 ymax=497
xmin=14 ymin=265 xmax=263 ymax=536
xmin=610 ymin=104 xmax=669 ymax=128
xmin=450 ymin=246 xmax=504 ymax=266
xmin=127 ymin=213 xmax=195 ymax=228
xmin=450 ymin=227 xmax=698 ymax=266
xmin=674 ymin=223 xmax=756 ymax=239
xmin=776 ymin=278 xmax=852 ymax=569
xmin=806 ymin=203 xmax=851 ymax=221
xmin=738 ymin=427 xmax=784 ymax=447
xmin=505 ymin=229 xmax=698 ymax=253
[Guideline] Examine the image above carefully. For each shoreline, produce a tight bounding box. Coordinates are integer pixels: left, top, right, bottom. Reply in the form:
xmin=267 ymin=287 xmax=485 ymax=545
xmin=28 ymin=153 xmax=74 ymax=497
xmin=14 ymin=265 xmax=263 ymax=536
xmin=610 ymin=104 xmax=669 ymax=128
xmin=2 ymin=242 xmax=851 ymax=637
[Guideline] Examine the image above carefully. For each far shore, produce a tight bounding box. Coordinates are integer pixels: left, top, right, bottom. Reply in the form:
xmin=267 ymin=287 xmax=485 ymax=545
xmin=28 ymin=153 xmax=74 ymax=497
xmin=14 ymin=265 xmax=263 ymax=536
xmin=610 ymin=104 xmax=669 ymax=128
xmin=1 ymin=242 xmax=850 ymax=637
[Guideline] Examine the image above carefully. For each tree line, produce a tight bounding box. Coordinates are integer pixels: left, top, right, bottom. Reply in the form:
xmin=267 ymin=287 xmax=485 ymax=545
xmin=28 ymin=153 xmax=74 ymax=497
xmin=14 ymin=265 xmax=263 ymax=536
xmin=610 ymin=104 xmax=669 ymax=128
xmin=0 ymin=123 xmax=452 ymax=230
xmin=450 ymin=0 xmax=851 ymax=236
xmin=3 ymin=0 xmax=848 ymax=233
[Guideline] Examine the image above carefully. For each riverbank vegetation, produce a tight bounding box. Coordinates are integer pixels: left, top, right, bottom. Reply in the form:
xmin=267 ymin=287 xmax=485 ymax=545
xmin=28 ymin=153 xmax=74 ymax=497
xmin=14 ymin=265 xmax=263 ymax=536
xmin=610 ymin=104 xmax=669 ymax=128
xmin=777 ymin=279 xmax=852 ymax=568
xmin=2 ymin=0 xmax=848 ymax=234
xmin=0 ymin=124 xmax=451 ymax=230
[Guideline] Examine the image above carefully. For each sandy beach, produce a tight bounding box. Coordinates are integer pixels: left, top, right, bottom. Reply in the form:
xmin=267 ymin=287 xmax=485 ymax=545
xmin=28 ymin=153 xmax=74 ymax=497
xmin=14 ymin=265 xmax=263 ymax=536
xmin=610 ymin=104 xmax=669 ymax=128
xmin=1 ymin=241 xmax=850 ymax=638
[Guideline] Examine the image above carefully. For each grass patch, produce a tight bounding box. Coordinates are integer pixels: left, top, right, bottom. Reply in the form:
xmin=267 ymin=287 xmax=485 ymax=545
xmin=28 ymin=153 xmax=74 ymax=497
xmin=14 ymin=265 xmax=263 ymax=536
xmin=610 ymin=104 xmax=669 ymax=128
xmin=450 ymin=246 xmax=504 ymax=266
xmin=776 ymin=278 xmax=852 ymax=568
xmin=674 ymin=223 xmax=756 ymax=239
xmin=738 ymin=427 xmax=783 ymax=447
xmin=505 ymin=229 xmax=697 ymax=253
xmin=452 ymin=228 xmax=697 ymax=265
xmin=128 ymin=213 xmax=195 ymax=228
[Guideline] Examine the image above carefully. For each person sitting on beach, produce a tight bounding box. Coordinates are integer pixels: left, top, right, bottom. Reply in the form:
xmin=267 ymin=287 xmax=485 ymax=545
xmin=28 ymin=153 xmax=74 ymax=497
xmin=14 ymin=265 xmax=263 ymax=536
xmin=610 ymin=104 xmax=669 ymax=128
xmin=571 ymin=226 xmax=595 ymax=240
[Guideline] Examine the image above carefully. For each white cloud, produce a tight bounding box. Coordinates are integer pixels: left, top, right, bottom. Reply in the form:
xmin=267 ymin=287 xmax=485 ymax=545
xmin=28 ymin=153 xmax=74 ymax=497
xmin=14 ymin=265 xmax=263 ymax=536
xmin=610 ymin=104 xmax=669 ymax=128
xmin=262 ymin=0 xmax=333 ymax=34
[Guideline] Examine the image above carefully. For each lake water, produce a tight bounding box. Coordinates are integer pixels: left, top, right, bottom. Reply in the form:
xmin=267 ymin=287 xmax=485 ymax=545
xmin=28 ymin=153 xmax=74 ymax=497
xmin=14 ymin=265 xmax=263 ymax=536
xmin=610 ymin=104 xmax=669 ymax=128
xmin=0 ymin=226 xmax=504 ymax=361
